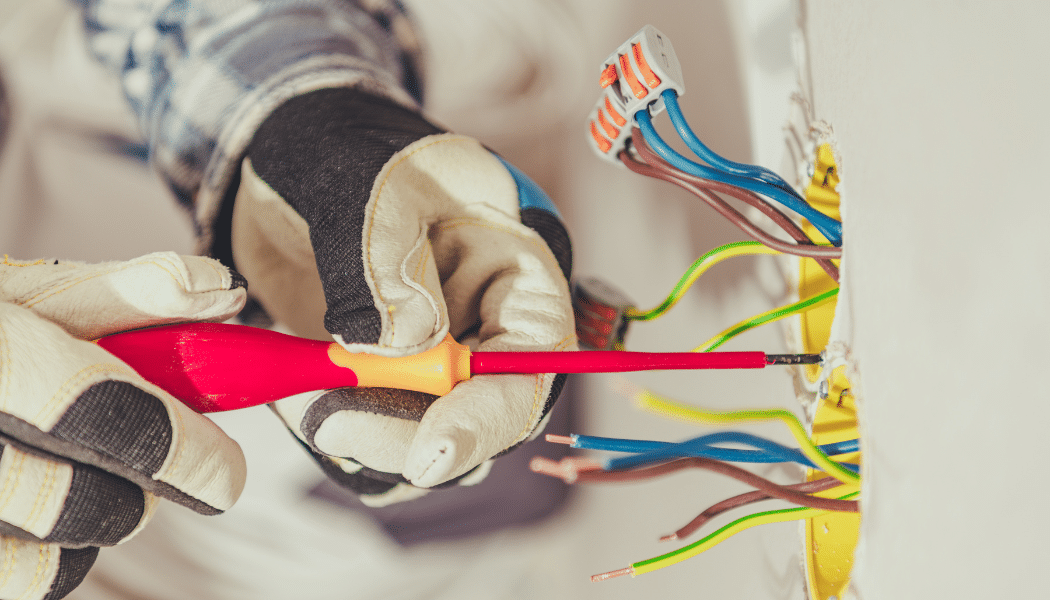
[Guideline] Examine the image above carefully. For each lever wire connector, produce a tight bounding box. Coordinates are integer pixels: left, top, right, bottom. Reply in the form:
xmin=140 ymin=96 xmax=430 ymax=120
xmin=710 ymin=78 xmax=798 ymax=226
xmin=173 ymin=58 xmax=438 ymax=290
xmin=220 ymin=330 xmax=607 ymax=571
xmin=588 ymin=24 xmax=685 ymax=162
xmin=572 ymin=276 xmax=636 ymax=350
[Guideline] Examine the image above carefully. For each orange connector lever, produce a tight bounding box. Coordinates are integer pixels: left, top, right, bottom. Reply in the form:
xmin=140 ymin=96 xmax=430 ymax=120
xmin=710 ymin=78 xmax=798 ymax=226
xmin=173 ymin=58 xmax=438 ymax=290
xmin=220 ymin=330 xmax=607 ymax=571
xmin=97 ymin=323 xmax=819 ymax=413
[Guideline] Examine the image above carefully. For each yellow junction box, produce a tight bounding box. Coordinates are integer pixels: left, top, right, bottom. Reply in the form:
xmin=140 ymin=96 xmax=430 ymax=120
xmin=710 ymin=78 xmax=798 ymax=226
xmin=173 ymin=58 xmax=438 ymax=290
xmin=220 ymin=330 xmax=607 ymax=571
xmin=799 ymin=144 xmax=860 ymax=600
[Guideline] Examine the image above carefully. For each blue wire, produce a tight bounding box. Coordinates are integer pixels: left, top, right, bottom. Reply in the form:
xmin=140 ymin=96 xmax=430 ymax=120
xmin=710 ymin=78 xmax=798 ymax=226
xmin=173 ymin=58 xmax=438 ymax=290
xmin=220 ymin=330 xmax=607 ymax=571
xmin=634 ymin=109 xmax=843 ymax=246
xmin=602 ymin=433 xmax=860 ymax=474
xmin=575 ymin=432 xmax=859 ymax=459
xmin=572 ymin=432 xmax=860 ymax=474
xmin=661 ymin=90 xmax=795 ymax=193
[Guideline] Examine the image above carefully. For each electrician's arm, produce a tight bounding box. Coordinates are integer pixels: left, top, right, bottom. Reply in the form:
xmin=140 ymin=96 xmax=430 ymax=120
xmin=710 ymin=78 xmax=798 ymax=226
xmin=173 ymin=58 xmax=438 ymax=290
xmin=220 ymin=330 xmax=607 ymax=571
xmin=71 ymin=0 xmax=423 ymax=257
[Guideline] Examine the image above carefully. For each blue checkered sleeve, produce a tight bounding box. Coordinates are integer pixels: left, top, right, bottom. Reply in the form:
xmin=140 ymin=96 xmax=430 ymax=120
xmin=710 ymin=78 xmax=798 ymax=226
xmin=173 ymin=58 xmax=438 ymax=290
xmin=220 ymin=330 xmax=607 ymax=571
xmin=73 ymin=0 xmax=423 ymax=246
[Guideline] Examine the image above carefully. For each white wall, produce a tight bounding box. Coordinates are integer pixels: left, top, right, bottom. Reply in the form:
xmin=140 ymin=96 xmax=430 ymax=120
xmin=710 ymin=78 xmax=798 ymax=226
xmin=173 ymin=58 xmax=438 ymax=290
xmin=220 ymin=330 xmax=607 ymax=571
xmin=801 ymin=2 xmax=1050 ymax=599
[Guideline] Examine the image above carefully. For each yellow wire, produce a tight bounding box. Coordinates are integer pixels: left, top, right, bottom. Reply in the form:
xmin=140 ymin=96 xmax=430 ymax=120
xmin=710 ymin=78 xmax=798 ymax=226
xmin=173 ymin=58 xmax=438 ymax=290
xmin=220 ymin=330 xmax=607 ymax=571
xmin=631 ymin=490 xmax=860 ymax=576
xmin=691 ymin=287 xmax=840 ymax=352
xmin=636 ymin=390 xmax=860 ymax=485
xmin=624 ymin=242 xmax=780 ymax=320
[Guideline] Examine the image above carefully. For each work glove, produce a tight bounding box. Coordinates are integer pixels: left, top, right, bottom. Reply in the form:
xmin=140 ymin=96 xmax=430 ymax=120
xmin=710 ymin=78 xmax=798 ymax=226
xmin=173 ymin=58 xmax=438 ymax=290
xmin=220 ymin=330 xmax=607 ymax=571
xmin=0 ymin=252 xmax=247 ymax=599
xmin=231 ymin=87 xmax=577 ymax=506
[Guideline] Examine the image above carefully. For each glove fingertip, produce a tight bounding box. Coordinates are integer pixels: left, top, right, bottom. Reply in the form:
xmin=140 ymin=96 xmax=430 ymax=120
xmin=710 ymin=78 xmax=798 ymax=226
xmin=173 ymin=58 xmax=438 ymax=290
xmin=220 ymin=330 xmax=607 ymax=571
xmin=175 ymin=254 xmax=248 ymax=315
xmin=404 ymin=431 xmax=469 ymax=489
xmin=228 ymin=268 xmax=248 ymax=291
xmin=42 ymin=546 xmax=99 ymax=600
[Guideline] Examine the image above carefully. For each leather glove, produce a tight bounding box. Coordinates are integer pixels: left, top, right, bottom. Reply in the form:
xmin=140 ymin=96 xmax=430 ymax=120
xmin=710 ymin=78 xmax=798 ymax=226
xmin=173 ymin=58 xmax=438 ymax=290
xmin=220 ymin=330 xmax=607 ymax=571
xmin=0 ymin=252 xmax=247 ymax=599
xmin=231 ymin=87 xmax=576 ymax=505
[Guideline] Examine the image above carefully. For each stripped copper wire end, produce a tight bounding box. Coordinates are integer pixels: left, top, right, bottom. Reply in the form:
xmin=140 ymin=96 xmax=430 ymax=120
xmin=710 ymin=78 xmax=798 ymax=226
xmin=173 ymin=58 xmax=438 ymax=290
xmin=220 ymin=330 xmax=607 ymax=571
xmin=529 ymin=456 xmax=600 ymax=484
xmin=544 ymin=434 xmax=574 ymax=446
xmin=530 ymin=457 xmax=575 ymax=483
xmin=658 ymin=533 xmax=678 ymax=543
xmin=591 ymin=566 xmax=634 ymax=582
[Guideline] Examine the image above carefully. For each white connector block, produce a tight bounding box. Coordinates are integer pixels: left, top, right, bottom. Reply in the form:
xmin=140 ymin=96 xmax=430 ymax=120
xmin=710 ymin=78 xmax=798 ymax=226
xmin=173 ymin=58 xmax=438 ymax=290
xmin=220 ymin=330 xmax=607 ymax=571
xmin=588 ymin=24 xmax=685 ymax=163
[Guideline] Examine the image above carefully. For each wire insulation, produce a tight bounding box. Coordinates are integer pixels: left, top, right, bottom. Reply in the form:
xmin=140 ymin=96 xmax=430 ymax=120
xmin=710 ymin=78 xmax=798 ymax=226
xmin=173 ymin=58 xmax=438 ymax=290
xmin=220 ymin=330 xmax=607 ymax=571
xmin=569 ymin=457 xmax=858 ymax=514
xmin=662 ymin=90 xmax=793 ymax=191
xmin=629 ymin=131 xmax=842 ymax=262
xmin=635 ymin=390 xmax=860 ymax=485
xmin=627 ymin=491 xmax=860 ymax=577
xmin=634 ymin=109 xmax=843 ymax=245
xmin=624 ymin=134 xmax=840 ymax=280
xmin=667 ymin=477 xmax=843 ymax=541
xmin=624 ymin=242 xmax=779 ymax=321
xmin=693 ymin=287 xmax=840 ymax=352
xmin=569 ymin=432 xmax=859 ymax=457
xmin=576 ymin=431 xmax=859 ymax=473
xmin=622 ymin=145 xmax=841 ymax=264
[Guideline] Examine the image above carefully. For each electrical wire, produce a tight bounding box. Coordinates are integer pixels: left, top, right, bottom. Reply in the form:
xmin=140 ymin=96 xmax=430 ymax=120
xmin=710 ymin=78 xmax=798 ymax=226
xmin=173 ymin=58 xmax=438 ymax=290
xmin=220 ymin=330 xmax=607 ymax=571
xmin=623 ymin=242 xmax=779 ymax=321
xmin=634 ymin=109 xmax=843 ymax=246
xmin=629 ymin=130 xmax=842 ymax=262
xmin=592 ymin=491 xmax=860 ymax=580
xmin=634 ymin=107 xmax=842 ymax=243
xmin=635 ymin=389 xmax=860 ymax=485
xmin=693 ymin=287 xmax=840 ymax=352
xmin=571 ymin=458 xmax=857 ymax=513
xmin=611 ymin=431 xmax=860 ymax=473
xmin=661 ymin=89 xmax=794 ymax=192
xmin=630 ymin=132 xmax=839 ymax=259
xmin=666 ymin=477 xmax=843 ymax=542
xmin=622 ymin=145 xmax=841 ymax=266
xmin=530 ymin=456 xmax=857 ymax=515
xmin=562 ymin=432 xmax=859 ymax=457
xmin=625 ymin=134 xmax=840 ymax=280
xmin=559 ymin=431 xmax=859 ymax=473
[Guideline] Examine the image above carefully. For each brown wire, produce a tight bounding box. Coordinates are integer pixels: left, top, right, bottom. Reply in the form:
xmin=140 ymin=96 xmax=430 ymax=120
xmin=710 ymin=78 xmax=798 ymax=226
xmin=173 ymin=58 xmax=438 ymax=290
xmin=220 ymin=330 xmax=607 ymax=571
xmin=664 ymin=476 xmax=844 ymax=541
xmin=622 ymin=131 xmax=841 ymax=280
xmin=573 ymin=457 xmax=858 ymax=515
xmin=629 ymin=129 xmax=839 ymax=254
xmin=622 ymin=149 xmax=841 ymax=280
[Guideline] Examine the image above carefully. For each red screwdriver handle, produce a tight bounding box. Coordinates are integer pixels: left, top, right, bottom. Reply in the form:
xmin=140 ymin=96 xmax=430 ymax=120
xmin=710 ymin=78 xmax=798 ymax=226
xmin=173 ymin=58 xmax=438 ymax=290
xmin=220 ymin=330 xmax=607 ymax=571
xmin=97 ymin=323 xmax=471 ymax=413
xmin=98 ymin=324 xmax=356 ymax=412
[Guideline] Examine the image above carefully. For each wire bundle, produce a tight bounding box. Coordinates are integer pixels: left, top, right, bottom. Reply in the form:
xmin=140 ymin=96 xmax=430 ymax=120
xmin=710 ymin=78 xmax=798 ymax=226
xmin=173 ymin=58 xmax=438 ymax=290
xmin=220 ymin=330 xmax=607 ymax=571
xmin=569 ymin=32 xmax=856 ymax=585
xmin=532 ymin=388 xmax=861 ymax=581
xmin=619 ymin=89 xmax=841 ymax=281
xmin=575 ymin=43 xmax=852 ymax=584
xmin=618 ymin=239 xmax=839 ymax=353
xmin=607 ymin=92 xmax=846 ymax=352
xmin=566 ymin=163 xmax=851 ymax=577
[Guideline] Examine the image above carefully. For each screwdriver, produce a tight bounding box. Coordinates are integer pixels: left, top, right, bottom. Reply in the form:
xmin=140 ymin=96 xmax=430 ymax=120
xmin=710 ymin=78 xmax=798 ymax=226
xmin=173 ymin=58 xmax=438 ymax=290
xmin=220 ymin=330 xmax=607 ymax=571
xmin=97 ymin=323 xmax=821 ymax=413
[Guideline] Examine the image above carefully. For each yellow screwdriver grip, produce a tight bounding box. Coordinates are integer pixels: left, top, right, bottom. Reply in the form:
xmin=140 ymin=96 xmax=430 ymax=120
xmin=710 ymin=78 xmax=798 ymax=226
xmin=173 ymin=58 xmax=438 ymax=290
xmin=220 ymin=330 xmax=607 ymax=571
xmin=326 ymin=334 xmax=473 ymax=396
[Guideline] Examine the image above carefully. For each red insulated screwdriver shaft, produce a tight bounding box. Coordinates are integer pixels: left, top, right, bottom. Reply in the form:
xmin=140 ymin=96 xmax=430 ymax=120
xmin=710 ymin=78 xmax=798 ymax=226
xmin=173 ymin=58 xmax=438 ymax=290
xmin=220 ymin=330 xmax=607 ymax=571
xmin=470 ymin=350 xmax=768 ymax=373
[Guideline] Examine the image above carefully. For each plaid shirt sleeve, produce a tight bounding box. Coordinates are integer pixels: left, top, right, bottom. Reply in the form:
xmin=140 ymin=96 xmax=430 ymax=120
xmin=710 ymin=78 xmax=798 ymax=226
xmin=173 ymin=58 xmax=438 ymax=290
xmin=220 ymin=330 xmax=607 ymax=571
xmin=72 ymin=0 xmax=424 ymax=252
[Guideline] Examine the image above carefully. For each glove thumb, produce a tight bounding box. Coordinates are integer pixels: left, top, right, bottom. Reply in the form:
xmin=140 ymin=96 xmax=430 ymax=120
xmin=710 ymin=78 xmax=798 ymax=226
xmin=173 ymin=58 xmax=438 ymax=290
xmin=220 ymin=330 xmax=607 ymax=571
xmin=234 ymin=157 xmax=449 ymax=356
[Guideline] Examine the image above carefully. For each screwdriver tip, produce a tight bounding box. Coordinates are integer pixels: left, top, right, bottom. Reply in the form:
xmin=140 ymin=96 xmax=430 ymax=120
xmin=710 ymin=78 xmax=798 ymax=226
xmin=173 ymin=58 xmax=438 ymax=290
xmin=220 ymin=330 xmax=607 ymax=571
xmin=765 ymin=353 xmax=823 ymax=366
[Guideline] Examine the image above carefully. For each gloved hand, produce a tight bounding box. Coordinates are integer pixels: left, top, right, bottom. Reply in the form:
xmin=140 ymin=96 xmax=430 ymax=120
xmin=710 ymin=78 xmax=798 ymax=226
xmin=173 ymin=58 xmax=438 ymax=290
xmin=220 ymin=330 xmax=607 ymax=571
xmin=0 ymin=252 xmax=247 ymax=599
xmin=231 ymin=87 xmax=576 ymax=505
